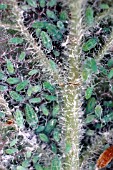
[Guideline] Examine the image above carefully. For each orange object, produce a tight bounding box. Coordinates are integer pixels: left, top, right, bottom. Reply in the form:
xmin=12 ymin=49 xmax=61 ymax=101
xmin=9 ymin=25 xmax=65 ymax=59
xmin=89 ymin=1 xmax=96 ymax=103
xmin=6 ymin=119 xmax=14 ymax=125
xmin=96 ymin=145 xmax=113 ymax=169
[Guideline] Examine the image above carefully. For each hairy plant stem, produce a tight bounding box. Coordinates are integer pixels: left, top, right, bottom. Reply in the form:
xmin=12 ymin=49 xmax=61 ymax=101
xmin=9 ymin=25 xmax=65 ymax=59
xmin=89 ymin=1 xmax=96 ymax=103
xmin=62 ymin=0 xmax=83 ymax=170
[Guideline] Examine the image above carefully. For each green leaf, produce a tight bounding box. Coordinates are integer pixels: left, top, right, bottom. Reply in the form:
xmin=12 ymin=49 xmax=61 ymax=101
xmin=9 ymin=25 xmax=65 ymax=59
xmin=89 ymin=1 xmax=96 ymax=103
xmin=99 ymin=66 xmax=108 ymax=75
xmin=52 ymin=104 xmax=59 ymax=117
xmin=16 ymin=80 xmax=29 ymax=91
xmin=5 ymin=148 xmax=18 ymax=154
xmin=43 ymin=82 xmax=55 ymax=93
xmin=6 ymin=59 xmax=14 ymax=74
xmin=41 ymin=105 xmax=49 ymax=116
xmin=26 ymin=0 xmax=37 ymax=7
xmin=108 ymin=68 xmax=113 ymax=79
xmin=85 ymin=6 xmax=94 ymax=26
xmin=9 ymin=37 xmax=23 ymax=44
xmin=15 ymin=109 xmax=24 ymax=129
xmin=7 ymin=78 xmax=20 ymax=84
xmin=65 ymin=143 xmax=71 ymax=153
xmin=10 ymin=91 xmax=23 ymax=102
xmin=0 ymin=85 xmax=8 ymax=91
xmin=34 ymin=164 xmax=43 ymax=170
xmin=82 ymin=68 xmax=89 ymax=81
xmin=86 ymin=97 xmax=96 ymax=114
xmin=32 ymin=155 xmax=39 ymax=163
xmin=107 ymin=58 xmax=113 ymax=68
xmin=17 ymin=166 xmax=26 ymax=170
xmin=49 ymin=59 xmax=58 ymax=72
xmin=19 ymin=52 xmax=26 ymax=61
xmin=32 ymin=21 xmax=47 ymax=29
xmin=22 ymin=160 xmax=30 ymax=168
xmin=46 ymin=23 xmax=62 ymax=41
xmin=51 ymin=143 xmax=57 ymax=153
xmin=57 ymin=21 xmax=64 ymax=30
xmin=59 ymin=10 xmax=68 ymax=21
xmin=82 ymin=38 xmax=98 ymax=52
xmin=0 ymin=72 xmax=6 ymax=80
xmin=26 ymin=151 xmax=31 ymax=158
xmin=28 ymin=69 xmax=38 ymax=76
xmin=39 ymin=0 xmax=46 ymax=7
xmin=40 ymin=31 xmax=53 ymax=50
xmin=53 ymin=50 xmax=60 ymax=57
xmin=95 ymin=105 xmax=102 ymax=118
xmin=0 ymin=112 xmax=5 ymax=118
xmin=90 ymin=58 xmax=97 ymax=73
xmin=33 ymin=85 xmax=42 ymax=93
xmin=45 ymin=119 xmax=57 ymax=134
xmin=102 ymin=112 xmax=113 ymax=123
xmin=86 ymin=129 xmax=95 ymax=136
xmin=53 ymin=129 xmax=60 ymax=142
xmin=39 ymin=133 xmax=49 ymax=143
xmin=47 ymin=0 xmax=57 ymax=7
xmin=35 ymin=126 xmax=45 ymax=134
xmin=51 ymin=156 xmax=61 ymax=170
xmin=44 ymin=94 xmax=57 ymax=101
xmin=10 ymin=139 xmax=17 ymax=147
xmin=85 ymin=86 xmax=93 ymax=100
xmin=0 ymin=4 xmax=7 ymax=10
xmin=46 ymin=10 xmax=57 ymax=20
xmin=29 ymin=98 xmax=41 ymax=104
xmin=100 ymin=3 xmax=109 ymax=10
xmin=36 ymin=28 xmax=41 ymax=37
xmin=85 ymin=114 xmax=95 ymax=124
xmin=25 ymin=104 xmax=38 ymax=126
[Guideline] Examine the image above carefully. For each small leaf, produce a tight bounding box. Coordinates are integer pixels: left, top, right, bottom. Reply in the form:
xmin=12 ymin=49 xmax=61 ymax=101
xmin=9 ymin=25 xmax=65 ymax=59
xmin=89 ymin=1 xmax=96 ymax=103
xmin=85 ymin=114 xmax=95 ymax=124
xmin=59 ymin=10 xmax=68 ymax=21
xmin=32 ymin=155 xmax=39 ymax=163
xmin=33 ymin=85 xmax=42 ymax=93
xmin=32 ymin=21 xmax=47 ymax=29
xmin=95 ymin=105 xmax=102 ymax=118
xmin=46 ymin=10 xmax=57 ymax=20
xmin=41 ymin=105 xmax=49 ymax=116
xmin=0 ymin=72 xmax=6 ymax=80
xmin=7 ymin=78 xmax=20 ymax=84
xmin=25 ymin=104 xmax=38 ymax=126
xmin=49 ymin=59 xmax=58 ymax=72
xmin=34 ymin=164 xmax=43 ymax=170
xmin=45 ymin=119 xmax=57 ymax=134
xmin=0 ymin=4 xmax=7 ymax=10
xmin=82 ymin=68 xmax=89 ymax=81
xmin=16 ymin=80 xmax=29 ymax=91
xmin=6 ymin=59 xmax=14 ymax=74
xmin=39 ymin=0 xmax=46 ymax=7
xmin=19 ymin=52 xmax=26 ymax=61
xmin=52 ymin=104 xmax=59 ymax=117
xmin=39 ymin=133 xmax=49 ymax=143
xmin=85 ymin=86 xmax=93 ymax=100
xmin=9 ymin=91 xmax=23 ymax=101
xmin=26 ymin=0 xmax=37 ymax=7
xmin=40 ymin=31 xmax=53 ymax=50
xmin=47 ymin=0 xmax=57 ymax=7
xmin=10 ymin=139 xmax=17 ymax=147
xmin=82 ymin=38 xmax=98 ymax=52
xmin=26 ymin=151 xmax=31 ymax=158
xmin=36 ymin=28 xmax=41 ymax=37
xmin=51 ymin=143 xmax=57 ymax=153
xmin=15 ymin=109 xmax=24 ymax=129
xmin=17 ymin=166 xmax=26 ymax=170
xmin=29 ymin=97 xmax=41 ymax=104
xmin=102 ymin=112 xmax=113 ymax=123
xmin=28 ymin=69 xmax=38 ymax=76
xmin=86 ymin=97 xmax=96 ymax=114
xmin=22 ymin=160 xmax=30 ymax=168
xmin=107 ymin=58 xmax=113 ymax=68
xmin=5 ymin=148 xmax=18 ymax=154
xmin=43 ymin=81 xmax=55 ymax=93
xmin=90 ymin=58 xmax=98 ymax=73
xmin=44 ymin=94 xmax=57 ymax=101
xmin=99 ymin=66 xmax=108 ymax=75
xmin=85 ymin=6 xmax=94 ymax=26
xmin=35 ymin=126 xmax=45 ymax=134
xmin=57 ymin=21 xmax=64 ymax=30
xmin=9 ymin=37 xmax=23 ymax=44
xmin=53 ymin=129 xmax=60 ymax=142
xmin=51 ymin=156 xmax=61 ymax=170
xmin=100 ymin=3 xmax=109 ymax=10
xmin=108 ymin=68 xmax=113 ymax=79
xmin=0 ymin=112 xmax=5 ymax=118
xmin=0 ymin=85 xmax=8 ymax=91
